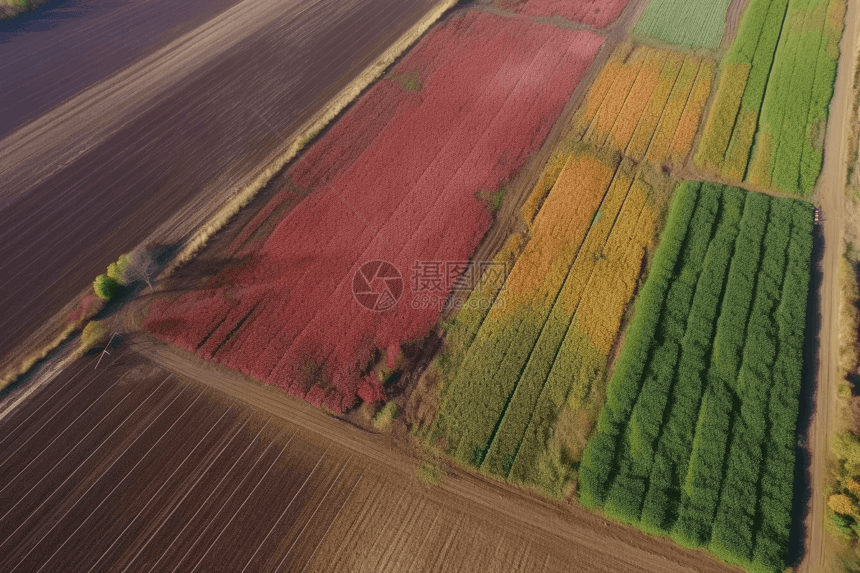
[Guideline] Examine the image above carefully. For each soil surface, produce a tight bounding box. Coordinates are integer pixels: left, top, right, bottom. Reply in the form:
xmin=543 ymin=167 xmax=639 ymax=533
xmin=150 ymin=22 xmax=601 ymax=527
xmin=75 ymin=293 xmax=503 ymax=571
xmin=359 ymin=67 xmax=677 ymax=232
xmin=797 ymin=1 xmax=860 ymax=572
xmin=0 ymin=342 xmax=742 ymax=572
xmin=0 ymin=0 xmax=443 ymax=365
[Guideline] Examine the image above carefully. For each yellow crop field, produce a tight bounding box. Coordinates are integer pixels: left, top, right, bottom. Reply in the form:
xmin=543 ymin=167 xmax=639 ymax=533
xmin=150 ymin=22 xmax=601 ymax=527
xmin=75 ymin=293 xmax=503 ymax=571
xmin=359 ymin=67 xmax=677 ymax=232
xmin=572 ymin=44 xmax=714 ymax=169
xmin=435 ymin=142 xmax=673 ymax=496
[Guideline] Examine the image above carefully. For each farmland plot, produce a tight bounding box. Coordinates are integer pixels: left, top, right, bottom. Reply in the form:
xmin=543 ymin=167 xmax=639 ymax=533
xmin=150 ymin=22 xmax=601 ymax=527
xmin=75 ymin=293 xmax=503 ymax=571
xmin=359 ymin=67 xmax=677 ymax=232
xmin=144 ymin=11 xmax=603 ymax=413
xmin=632 ymin=0 xmax=733 ymax=50
xmin=579 ymin=182 xmax=813 ymax=573
xmin=569 ymin=43 xmax=714 ymax=170
xmin=696 ymin=0 xmax=847 ymax=195
xmin=431 ymin=145 xmax=673 ymax=496
xmin=506 ymin=0 xmax=630 ymax=29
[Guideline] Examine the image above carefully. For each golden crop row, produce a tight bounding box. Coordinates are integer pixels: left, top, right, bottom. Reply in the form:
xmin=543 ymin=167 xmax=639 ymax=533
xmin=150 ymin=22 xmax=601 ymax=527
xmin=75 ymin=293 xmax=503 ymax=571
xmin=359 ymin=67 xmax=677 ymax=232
xmin=571 ymin=43 xmax=714 ymax=169
xmin=576 ymin=178 xmax=656 ymax=355
xmin=500 ymin=150 xmax=617 ymax=315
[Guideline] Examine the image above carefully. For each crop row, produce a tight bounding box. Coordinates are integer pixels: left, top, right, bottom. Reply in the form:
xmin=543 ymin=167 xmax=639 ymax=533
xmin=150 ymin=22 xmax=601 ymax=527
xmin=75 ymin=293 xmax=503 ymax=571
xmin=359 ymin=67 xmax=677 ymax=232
xmin=144 ymin=12 xmax=604 ymax=412
xmin=432 ymin=147 xmax=668 ymax=494
xmin=570 ymin=43 xmax=714 ymax=169
xmin=633 ymin=0 xmax=733 ymax=50
xmin=579 ymin=182 xmax=813 ymax=573
xmin=696 ymin=0 xmax=846 ymax=195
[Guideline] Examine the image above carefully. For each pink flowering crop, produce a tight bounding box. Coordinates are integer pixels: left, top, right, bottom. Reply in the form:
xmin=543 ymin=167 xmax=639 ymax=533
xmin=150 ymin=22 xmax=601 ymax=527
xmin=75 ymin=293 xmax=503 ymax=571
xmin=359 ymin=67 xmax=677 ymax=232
xmin=517 ymin=0 xmax=629 ymax=29
xmin=145 ymin=12 xmax=602 ymax=413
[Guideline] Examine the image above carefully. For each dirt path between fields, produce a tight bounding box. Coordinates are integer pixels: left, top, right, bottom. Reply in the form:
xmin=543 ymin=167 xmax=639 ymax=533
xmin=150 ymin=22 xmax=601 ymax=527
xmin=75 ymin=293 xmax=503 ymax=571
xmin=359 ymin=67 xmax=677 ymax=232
xmin=798 ymin=2 xmax=860 ymax=572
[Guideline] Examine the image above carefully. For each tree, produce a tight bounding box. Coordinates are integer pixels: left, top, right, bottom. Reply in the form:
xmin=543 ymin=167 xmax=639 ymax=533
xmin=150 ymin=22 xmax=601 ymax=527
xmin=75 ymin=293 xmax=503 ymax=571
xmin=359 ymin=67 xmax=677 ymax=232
xmin=123 ymin=249 xmax=158 ymax=292
xmin=93 ymin=274 xmax=121 ymax=300
xmin=829 ymin=494 xmax=855 ymax=515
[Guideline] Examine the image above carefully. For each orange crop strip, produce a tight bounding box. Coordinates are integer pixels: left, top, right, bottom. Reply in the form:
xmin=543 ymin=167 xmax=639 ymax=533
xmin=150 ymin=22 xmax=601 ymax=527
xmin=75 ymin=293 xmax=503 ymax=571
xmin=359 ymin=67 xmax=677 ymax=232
xmin=645 ymin=54 xmax=701 ymax=164
xmin=500 ymin=152 xmax=616 ymax=313
xmin=627 ymin=51 xmax=685 ymax=162
xmin=607 ymin=48 xmax=668 ymax=154
xmin=584 ymin=46 xmax=647 ymax=149
xmin=669 ymin=59 xmax=715 ymax=165
xmin=569 ymin=44 xmax=633 ymax=140
xmin=553 ymin=160 xmax=636 ymax=318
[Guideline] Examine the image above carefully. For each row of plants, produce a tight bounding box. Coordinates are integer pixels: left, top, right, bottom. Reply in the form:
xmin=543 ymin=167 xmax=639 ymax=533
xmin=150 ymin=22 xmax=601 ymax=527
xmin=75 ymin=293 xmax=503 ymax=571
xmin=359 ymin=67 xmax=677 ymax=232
xmin=579 ymin=182 xmax=813 ymax=573
xmin=432 ymin=146 xmax=670 ymax=495
xmin=696 ymin=0 xmax=846 ymax=195
xmin=570 ymin=43 xmax=714 ymax=169
xmin=632 ymin=0 xmax=733 ymax=50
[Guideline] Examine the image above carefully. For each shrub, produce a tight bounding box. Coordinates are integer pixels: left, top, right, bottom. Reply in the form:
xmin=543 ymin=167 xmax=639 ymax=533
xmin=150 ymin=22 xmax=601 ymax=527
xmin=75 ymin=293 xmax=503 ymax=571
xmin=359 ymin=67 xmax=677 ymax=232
xmin=372 ymin=402 xmax=399 ymax=431
xmin=79 ymin=321 xmax=107 ymax=354
xmin=93 ymin=274 xmax=121 ymax=301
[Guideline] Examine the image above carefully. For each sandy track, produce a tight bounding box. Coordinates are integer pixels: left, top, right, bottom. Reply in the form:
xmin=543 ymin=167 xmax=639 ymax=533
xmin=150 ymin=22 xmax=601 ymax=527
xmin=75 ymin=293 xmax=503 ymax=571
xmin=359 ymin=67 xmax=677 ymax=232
xmin=0 ymin=0 xmax=444 ymax=365
xmin=797 ymin=1 xmax=860 ymax=572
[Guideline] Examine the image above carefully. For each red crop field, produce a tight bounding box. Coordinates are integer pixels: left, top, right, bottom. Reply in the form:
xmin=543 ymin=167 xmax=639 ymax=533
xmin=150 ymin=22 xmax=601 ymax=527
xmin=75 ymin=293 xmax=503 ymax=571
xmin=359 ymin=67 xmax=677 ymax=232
xmin=514 ymin=0 xmax=630 ymax=28
xmin=145 ymin=11 xmax=603 ymax=413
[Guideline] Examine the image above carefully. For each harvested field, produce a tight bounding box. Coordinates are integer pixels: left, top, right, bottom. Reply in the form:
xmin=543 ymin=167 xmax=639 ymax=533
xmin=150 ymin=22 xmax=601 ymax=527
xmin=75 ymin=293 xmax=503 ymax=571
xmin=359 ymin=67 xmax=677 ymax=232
xmin=145 ymin=11 xmax=603 ymax=413
xmin=0 ymin=345 xmax=741 ymax=573
xmin=695 ymin=0 xmax=847 ymax=195
xmin=431 ymin=144 xmax=672 ymax=495
xmin=579 ymin=182 xmax=814 ymax=573
xmin=569 ymin=43 xmax=714 ymax=170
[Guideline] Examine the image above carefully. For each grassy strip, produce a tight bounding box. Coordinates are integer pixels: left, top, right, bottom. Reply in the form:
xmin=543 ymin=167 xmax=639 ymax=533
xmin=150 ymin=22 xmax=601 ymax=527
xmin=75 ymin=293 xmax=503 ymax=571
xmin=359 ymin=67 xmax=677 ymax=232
xmin=708 ymin=199 xmax=792 ymax=567
xmin=638 ymin=185 xmax=745 ymax=535
xmin=580 ymin=183 xmax=813 ymax=573
xmin=696 ymin=0 xmax=846 ymax=195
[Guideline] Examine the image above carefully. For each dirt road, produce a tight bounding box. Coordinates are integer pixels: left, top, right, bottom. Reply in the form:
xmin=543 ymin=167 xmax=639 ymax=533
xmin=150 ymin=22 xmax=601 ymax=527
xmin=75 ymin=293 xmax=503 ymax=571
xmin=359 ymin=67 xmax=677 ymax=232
xmin=0 ymin=0 xmax=445 ymax=365
xmin=798 ymin=2 xmax=860 ymax=572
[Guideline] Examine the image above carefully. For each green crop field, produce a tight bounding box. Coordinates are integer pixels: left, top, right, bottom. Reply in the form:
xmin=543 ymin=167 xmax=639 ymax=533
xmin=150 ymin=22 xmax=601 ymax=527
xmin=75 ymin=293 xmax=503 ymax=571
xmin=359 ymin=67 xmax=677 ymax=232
xmin=632 ymin=0 xmax=733 ymax=50
xmin=696 ymin=0 xmax=846 ymax=196
xmin=579 ymin=182 xmax=813 ymax=573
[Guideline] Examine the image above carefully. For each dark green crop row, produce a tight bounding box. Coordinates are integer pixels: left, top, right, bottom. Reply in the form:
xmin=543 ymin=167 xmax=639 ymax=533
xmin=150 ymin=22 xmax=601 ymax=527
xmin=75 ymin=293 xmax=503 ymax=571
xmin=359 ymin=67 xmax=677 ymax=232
xmin=578 ymin=182 xmax=700 ymax=506
xmin=579 ymin=183 xmax=813 ymax=573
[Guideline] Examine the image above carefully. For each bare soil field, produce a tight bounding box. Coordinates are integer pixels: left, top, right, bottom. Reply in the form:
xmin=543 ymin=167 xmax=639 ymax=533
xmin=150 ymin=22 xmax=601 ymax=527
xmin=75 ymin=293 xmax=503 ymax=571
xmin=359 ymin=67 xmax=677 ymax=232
xmin=0 ymin=0 xmax=445 ymax=369
xmin=0 ymin=0 xmax=241 ymax=138
xmin=0 ymin=340 xmax=742 ymax=572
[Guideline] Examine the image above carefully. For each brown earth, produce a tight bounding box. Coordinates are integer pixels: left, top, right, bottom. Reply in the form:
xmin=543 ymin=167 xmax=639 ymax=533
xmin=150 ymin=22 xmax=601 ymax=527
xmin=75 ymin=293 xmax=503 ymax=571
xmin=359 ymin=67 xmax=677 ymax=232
xmin=0 ymin=338 xmax=743 ymax=572
xmin=797 ymin=1 xmax=860 ymax=572
xmin=0 ymin=0 xmax=448 ymax=375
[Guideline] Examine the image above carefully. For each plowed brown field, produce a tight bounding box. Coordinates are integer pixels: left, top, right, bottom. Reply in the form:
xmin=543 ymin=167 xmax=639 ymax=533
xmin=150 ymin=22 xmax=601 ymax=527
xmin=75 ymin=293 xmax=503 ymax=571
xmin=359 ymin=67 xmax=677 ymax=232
xmin=0 ymin=341 xmax=742 ymax=572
